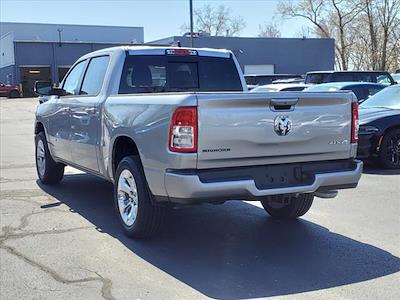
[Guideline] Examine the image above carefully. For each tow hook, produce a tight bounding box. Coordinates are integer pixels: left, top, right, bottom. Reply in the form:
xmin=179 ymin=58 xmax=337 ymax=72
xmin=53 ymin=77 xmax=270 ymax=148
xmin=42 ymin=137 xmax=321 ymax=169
xmin=315 ymin=190 xmax=338 ymax=199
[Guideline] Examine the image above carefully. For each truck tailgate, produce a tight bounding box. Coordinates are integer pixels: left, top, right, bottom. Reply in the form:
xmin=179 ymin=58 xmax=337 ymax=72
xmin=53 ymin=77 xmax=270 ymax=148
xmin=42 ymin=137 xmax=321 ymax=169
xmin=197 ymin=92 xmax=355 ymax=169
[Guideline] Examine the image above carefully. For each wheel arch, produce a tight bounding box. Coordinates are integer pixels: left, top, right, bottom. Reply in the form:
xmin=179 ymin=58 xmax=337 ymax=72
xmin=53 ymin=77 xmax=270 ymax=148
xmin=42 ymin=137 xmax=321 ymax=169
xmin=379 ymin=124 xmax=400 ymax=149
xmin=35 ymin=121 xmax=45 ymax=135
xmin=111 ymin=135 xmax=141 ymax=180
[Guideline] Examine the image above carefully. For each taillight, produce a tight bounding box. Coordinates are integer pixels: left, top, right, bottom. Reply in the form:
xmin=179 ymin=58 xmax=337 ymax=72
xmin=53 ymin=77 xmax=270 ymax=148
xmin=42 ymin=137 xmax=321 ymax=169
xmin=351 ymin=102 xmax=359 ymax=143
xmin=169 ymin=107 xmax=197 ymax=153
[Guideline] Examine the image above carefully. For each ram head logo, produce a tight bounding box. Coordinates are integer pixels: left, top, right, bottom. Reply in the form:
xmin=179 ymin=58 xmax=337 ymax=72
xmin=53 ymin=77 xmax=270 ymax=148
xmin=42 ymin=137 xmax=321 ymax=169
xmin=274 ymin=116 xmax=292 ymax=136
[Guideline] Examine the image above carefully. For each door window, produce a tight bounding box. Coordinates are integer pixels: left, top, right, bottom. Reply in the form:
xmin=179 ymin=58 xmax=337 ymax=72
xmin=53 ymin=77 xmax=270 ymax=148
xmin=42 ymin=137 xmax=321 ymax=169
xmin=80 ymin=56 xmax=110 ymax=95
xmin=377 ymin=74 xmax=392 ymax=85
xmin=63 ymin=60 xmax=86 ymax=95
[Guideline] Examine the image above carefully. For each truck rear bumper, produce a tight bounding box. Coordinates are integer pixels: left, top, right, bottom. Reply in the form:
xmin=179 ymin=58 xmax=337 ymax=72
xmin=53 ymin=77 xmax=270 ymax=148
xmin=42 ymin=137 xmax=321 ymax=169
xmin=163 ymin=159 xmax=363 ymax=204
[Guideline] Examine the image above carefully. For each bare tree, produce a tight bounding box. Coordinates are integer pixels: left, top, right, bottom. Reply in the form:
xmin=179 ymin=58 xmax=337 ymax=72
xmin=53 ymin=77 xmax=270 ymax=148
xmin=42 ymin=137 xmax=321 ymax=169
xmin=278 ymin=0 xmax=330 ymax=37
xmin=278 ymin=0 xmax=363 ymax=70
xmin=258 ymin=22 xmax=281 ymax=37
xmin=277 ymin=0 xmax=400 ymax=71
xmin=181 ymin=4 xmax=245 ymax=37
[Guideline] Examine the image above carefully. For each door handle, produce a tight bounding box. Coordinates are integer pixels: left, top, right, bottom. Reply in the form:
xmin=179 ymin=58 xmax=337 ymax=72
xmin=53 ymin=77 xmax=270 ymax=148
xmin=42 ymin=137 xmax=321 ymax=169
xmin=270 ymin=98 xmax=298 ymax=111
xmin=270 ymin=98 xmax=298 ymax=106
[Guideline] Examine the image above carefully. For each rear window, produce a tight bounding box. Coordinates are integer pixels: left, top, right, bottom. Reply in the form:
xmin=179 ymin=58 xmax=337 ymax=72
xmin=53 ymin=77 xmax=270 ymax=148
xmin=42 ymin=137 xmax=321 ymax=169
xmin=119 ymin=55 xmax=242 ymax=93
xmin=305 ymin=73 xmax=332 ymax=84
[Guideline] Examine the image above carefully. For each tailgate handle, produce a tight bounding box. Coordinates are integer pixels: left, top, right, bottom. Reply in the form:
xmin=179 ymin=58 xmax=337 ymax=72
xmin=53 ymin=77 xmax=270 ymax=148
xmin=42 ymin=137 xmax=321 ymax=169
xmin=270 ymin=98 xmax=298 ymax=110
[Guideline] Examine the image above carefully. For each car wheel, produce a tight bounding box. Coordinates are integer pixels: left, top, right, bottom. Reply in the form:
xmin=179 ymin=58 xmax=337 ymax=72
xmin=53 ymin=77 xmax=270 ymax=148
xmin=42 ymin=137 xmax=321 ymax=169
xmin=8 ymin=90 xmax=20 ymax=98
xmin=35 ymin=132 xmax=64 ymax=184
xmin=379 ymin=129 xmax=400 ymax=169
xmin=114 ymin=155 xmax=165 ymax=238
xmin=261 ymin=193 xmax=314 ymax=218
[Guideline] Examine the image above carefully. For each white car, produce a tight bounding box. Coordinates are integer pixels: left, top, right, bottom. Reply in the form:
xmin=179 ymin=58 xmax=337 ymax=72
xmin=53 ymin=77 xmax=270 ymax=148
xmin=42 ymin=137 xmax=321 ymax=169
xmin=250 ymin=83 xmax=311 ymax=92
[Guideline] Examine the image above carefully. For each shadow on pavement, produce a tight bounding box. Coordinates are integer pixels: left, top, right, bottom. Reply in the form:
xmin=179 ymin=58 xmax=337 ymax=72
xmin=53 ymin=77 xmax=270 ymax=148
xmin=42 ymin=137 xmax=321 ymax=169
xmin=38 ymin=174 xmax=400 ymax=299
xmin=363 ymin=166 xmax=400 ymax=175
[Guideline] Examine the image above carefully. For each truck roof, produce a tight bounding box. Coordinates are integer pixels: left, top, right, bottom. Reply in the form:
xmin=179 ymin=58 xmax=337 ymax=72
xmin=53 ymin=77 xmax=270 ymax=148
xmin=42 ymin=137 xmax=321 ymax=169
xmin=307 ymin=70 xmax=390 ymax=74
xmin=80 ymin=45 xmax=232 ymax=60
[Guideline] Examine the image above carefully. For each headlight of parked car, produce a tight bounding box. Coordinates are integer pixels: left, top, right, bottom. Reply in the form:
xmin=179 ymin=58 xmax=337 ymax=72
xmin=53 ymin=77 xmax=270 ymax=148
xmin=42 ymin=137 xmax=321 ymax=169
xmin=359 ymin=125 xmax=379 ymax=135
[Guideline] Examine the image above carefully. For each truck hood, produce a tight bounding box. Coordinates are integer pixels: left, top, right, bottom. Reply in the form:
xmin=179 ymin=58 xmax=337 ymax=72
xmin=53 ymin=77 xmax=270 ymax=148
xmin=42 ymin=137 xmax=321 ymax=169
xmin=359 ymin=107 xmax=400 ymax=125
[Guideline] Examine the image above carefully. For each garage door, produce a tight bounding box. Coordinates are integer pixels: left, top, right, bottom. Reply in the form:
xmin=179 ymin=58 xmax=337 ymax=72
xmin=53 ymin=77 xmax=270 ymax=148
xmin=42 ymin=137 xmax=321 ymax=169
xmin=244 ymin=64 xmax=274 ymax=75
xmin=19 ymin=66 xmax=51 ymax=97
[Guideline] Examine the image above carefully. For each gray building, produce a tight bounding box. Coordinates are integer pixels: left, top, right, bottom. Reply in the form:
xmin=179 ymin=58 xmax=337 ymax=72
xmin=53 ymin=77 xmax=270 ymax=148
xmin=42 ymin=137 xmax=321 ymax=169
xmin=150 ymin=36 xmax=335 ymax=75
xmin=0 ymin=22 xmax=143 ymax=96
xmin=1 ymin=22 xmax=334 ymax=96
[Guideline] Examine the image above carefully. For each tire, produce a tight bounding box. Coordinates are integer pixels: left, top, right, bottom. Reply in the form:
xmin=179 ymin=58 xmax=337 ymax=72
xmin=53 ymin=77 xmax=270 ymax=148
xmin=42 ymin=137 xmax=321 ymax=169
xmin=114 ymin=155 xmax=165 ymax=238
xmin=8 ymin=90 xmax=20 ymax=98
xmin=261 ymin=193 xmax=314 ymax=219
xmin=378 ymin=129 xmax=400 ymax=169
xmin=35 ymin=132 xmax=64 ymax=184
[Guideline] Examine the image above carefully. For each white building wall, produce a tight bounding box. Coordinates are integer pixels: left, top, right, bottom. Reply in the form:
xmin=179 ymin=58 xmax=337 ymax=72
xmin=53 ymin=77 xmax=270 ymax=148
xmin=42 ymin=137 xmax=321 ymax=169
xmin=0 ymin=32 xmax=15 ymax=68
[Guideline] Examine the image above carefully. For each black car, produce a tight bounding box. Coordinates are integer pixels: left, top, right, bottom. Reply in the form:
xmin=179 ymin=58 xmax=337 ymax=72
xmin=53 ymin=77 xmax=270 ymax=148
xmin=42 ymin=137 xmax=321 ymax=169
xmin=305 ymin=71 xmax=396 ymax=85
xmin=304 ymin=82 xmax=386 ymax=103
xmin=358 ymin=85 xmax=400 ymax=168
xmin=245 ymin=74 xmax=302 ymax=86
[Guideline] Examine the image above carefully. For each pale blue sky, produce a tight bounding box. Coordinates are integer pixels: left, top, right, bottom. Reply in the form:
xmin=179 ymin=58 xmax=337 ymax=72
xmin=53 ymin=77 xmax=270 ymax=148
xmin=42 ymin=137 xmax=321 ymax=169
xmin=0 ymin=0 xmax=309 ymax=42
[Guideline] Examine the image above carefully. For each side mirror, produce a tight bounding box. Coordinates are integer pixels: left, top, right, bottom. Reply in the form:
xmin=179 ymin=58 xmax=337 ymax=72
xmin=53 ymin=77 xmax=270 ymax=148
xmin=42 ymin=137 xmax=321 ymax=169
xmin=34 ymin=81 xmax=66 ymax=96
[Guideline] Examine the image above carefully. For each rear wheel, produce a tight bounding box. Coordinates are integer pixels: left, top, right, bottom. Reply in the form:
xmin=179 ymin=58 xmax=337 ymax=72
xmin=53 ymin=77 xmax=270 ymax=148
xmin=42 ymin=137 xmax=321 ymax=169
xmin=35 ymin=132 xmax=64 ymax=184
xmin=261 ymin=193 xmax=314 ymax=219
xmin=378 ymin=129 xmax=400 ymax=169
xmin=114 ymin=156 xmax=165 ymax=238
xmin=8 ymin=90 xmax=20 ymax=98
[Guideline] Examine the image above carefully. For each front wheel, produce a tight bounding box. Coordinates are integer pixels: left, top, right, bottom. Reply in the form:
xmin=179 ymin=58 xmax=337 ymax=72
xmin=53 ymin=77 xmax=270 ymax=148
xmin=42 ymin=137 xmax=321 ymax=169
xmin=261 ymin=193 xmax=314 ymax=219
xmin=35 ymin=132 xmax=64 ymax=184
xmin=114 ymin=156 xmax=165 ymax=238
xmin=378 ymin=129 xmax=400 ymax=169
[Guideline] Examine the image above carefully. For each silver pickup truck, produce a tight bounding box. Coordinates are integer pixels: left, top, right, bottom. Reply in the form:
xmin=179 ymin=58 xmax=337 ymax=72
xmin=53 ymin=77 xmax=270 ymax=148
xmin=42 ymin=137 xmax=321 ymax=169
xmin=34 ymin=46 xmax=362 ymax=238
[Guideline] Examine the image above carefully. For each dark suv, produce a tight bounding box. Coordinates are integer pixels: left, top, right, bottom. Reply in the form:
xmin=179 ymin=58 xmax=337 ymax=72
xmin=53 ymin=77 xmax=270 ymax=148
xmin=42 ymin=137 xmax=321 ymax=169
xmin=305 ymin=71 xmax=396 ymax=85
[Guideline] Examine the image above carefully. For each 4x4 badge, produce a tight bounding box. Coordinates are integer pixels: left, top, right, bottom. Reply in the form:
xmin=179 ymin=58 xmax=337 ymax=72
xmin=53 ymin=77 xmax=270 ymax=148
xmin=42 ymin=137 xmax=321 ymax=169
xmin=274 ymin=116 xmax=292 ymax=136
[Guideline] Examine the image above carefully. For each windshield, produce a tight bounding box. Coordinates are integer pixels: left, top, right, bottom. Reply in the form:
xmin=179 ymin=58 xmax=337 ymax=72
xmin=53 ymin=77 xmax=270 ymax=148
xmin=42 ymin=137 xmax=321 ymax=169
xmin=119 ymin=55 xmax=243 ymax=93
xmin=361 ymin=86 xmax=400 ymax=109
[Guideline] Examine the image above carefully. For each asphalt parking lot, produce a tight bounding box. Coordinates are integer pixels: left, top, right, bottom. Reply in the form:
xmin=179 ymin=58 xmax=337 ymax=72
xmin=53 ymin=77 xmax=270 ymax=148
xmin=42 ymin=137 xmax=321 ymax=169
xmin=0 ymin=97 xmax=399 ymax=300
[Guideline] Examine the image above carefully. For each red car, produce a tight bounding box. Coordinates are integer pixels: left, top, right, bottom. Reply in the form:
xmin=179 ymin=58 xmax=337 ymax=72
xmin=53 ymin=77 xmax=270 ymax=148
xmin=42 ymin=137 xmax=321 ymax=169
xmin=0 ymin=82 xmax=20 ymax=98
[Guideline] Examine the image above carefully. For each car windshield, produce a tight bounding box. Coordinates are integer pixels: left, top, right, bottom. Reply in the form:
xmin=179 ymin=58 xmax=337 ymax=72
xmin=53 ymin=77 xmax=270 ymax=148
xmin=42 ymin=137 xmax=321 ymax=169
xmin=361 ymin=86 xmax=400 ymax=109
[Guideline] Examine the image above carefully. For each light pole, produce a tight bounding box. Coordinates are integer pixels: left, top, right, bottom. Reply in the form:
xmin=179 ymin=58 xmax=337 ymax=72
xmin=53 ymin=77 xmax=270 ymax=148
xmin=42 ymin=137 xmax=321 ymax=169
xmin=190 ymin=0 xmax=194 ymax=47
xmin=57 ymin=28 xmax=63 ymax=47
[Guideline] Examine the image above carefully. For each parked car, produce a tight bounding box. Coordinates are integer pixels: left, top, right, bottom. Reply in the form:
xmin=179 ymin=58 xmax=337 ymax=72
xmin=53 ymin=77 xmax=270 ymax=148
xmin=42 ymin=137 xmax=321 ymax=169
xmin=305 ymin=71 xmax=396 ymax=85
xmin=304 ymin=82 xmax=386 ymax=103
xmin=34 ymin=46 xmax=362 ymax=238
xmin=392 ymin=73 xmax=400 ymax=83
xmin=0 ymin=82 xmax=20 ymax=98
xmin=245 ymin=74 xmax=302 ymax=86
xmin=272 ymin=78 xmax=305 ymax=84
xmin=357 ymin=85 xmax=400 ymax=168
xmin=251 ymin=83 xmax=310 ymax=92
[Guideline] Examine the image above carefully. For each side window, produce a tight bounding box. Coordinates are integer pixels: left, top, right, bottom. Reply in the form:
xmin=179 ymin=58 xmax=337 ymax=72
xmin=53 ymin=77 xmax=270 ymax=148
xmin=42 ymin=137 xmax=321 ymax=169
xmin=62 ymin=60 xmax=86 ymax=95
xmin=80 ymin=56 xmax=110 ymax=95
xmin=377 ymin=74 xmax=391 ymax=85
